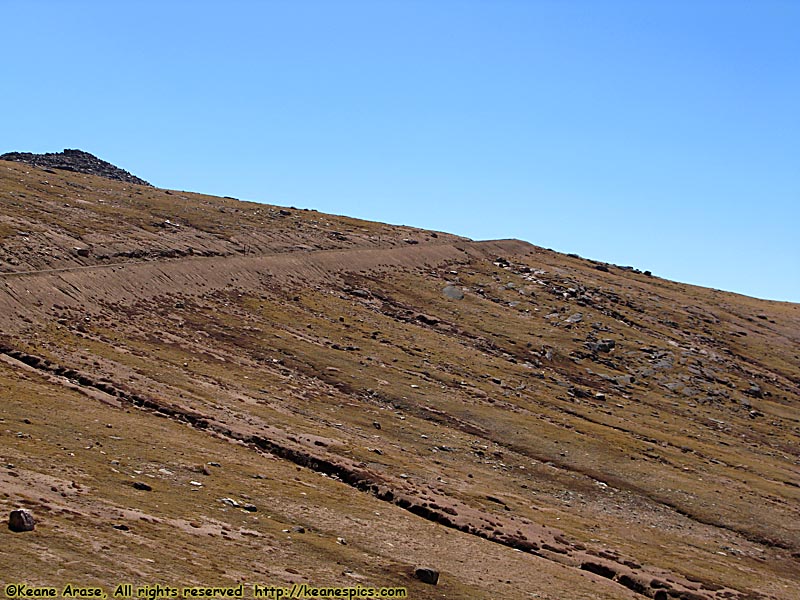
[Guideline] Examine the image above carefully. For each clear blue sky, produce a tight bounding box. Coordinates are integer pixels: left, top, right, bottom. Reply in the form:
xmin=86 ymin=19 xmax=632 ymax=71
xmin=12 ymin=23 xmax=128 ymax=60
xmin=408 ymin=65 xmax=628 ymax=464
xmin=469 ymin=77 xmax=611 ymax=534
xmin=4 ymin=1 xmax=798 ymax=301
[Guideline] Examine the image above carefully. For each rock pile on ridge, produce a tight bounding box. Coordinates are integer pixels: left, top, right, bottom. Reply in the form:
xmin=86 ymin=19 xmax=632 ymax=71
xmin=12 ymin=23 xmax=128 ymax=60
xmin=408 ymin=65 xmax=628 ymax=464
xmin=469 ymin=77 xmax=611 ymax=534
xmin=0 ymin=149 xmax=151 ymax=186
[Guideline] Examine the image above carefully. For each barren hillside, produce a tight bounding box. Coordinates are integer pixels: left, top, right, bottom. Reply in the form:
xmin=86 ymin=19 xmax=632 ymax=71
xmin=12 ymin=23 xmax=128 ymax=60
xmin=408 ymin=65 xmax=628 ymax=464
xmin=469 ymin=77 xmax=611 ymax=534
xmin=1 ymin=158 xmax=798 ymax=600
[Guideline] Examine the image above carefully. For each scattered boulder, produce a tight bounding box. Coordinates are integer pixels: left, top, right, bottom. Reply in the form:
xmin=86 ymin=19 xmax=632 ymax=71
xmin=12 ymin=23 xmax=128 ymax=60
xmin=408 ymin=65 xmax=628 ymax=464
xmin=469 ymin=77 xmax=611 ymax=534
xmin=414 ymin=567 xmax=440 ymax=585
xmin=580 ymin=561 xmax=616 ymax=579
xmin=585 ymin=339 xmax=615 ymax=353
xmin=617 ymin=574 xmax=648 ymax=595
xmin=8 ymin=509 xmax=35 ymax=532
xmin=568 ymin=386 xmax=591 ymax=399
xmin=415 ymin=313 xmax=440 ymax=326
xmin=745 ymin=383 xmax=764 ymax=398
xmin=614 ymin=375 xmax=635 ymax=386
xmin=442 ymin=286 xmax=464 ymax=300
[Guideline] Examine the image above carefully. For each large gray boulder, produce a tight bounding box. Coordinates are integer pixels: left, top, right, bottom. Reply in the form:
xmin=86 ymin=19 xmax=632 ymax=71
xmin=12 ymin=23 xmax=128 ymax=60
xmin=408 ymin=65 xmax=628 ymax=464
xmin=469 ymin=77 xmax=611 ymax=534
xmin=443 ymin=286 xmax=464 ymax=300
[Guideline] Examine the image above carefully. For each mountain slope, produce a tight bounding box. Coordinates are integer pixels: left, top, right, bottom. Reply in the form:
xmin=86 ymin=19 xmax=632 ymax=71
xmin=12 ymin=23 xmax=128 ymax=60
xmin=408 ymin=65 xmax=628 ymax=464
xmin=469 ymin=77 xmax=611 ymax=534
xmin=1 ymin=158 xmax=798 ymax=600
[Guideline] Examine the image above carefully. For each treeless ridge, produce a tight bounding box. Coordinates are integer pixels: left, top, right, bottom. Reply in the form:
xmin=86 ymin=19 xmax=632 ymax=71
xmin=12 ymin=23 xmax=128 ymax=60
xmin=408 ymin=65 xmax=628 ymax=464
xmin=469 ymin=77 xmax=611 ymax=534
xmin=1 ymin=160 xmax=798 ymax=599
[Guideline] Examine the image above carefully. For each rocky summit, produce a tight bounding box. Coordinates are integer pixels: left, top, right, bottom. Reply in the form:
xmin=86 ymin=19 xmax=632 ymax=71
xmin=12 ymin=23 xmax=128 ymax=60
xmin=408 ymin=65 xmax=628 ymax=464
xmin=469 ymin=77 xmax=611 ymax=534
xmin=0 ymin=148 xmax=151 ymax=186
xmin=0 ymin=156 xmax=798 ymax=599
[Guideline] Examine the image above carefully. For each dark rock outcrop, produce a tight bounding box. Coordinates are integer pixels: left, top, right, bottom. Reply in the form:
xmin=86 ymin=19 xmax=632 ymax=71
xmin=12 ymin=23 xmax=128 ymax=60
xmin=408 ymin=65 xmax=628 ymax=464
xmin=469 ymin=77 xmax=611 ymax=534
xmin=414 ymin=567 xmax=440 ymax=585
xmin=0 ymin=149 xmax=151 ymax=186
xmin=8 ymin=509 xmax=35 ymax=532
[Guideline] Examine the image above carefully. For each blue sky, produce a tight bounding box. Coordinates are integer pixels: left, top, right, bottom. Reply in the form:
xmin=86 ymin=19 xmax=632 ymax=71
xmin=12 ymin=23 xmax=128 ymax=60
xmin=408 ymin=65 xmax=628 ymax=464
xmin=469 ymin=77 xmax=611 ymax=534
xmin=3 ymin=1 xmax=798 ymax=301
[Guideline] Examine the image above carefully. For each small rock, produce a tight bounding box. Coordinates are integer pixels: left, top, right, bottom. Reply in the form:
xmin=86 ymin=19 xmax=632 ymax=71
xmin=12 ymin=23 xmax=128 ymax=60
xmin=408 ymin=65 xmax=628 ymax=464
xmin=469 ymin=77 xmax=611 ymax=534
xmin=242 ymin=504 xmax=258 ymax=512
xmin=565 ymin=313 xmax=583 ymax=324
xmin=8 ymin=509 xmax=35 ymax=532
xmin=414 ymin=567 xmax=440 ymax=585
xmin=372 ymin=421 xmax=382 ymax=430
xmin=337 ymin=537 xmax=347 ymax=545
xmin=132 ymin=482 xmax=152 ymax=491
xmin=113 ymin=524 xmax=129 ymax=531
xmin=291 ymin=526 xmax=306 ymax=534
